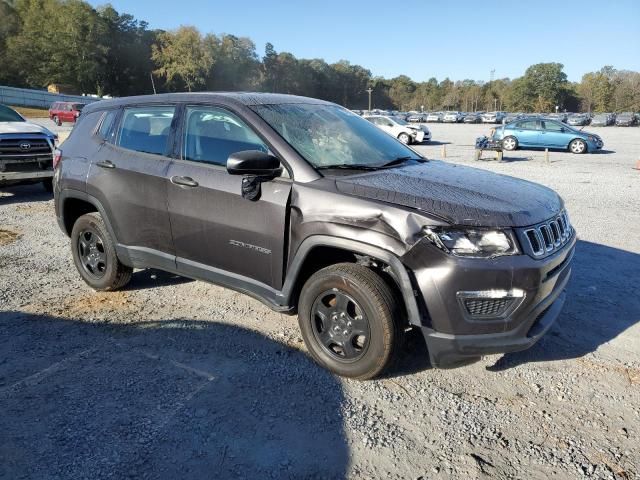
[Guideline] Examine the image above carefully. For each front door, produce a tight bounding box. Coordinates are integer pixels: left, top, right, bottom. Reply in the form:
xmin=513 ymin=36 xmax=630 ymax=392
xmin=166 ymin=105 xmax=291 ymax=289
xmin=86 ymin=105 xmax=176 ymax=268
xmin=540 ymin=120 xmax=569 ymax=148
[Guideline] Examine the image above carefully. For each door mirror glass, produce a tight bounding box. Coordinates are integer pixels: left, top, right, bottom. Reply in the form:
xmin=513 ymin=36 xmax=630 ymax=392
xmin=227 ymin=150 xmax=282 ymax=177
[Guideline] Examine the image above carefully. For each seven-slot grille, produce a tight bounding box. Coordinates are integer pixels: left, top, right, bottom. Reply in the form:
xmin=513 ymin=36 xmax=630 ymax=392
xmin=523 ymin=212 xmax=572 ymax=257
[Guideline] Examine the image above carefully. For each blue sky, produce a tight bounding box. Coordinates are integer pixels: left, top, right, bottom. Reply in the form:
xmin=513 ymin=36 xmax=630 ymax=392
xmin=89 ymin=0 xmax=640 ymax=82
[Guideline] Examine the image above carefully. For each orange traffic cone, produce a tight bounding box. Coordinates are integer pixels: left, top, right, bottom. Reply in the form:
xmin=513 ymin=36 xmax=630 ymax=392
xmin=635 ymin=159 xmax=640 ymax=170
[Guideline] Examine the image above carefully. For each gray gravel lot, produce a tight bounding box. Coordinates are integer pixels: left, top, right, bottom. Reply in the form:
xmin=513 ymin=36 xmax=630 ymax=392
xmin=0 ymin=119 xmax=639 ymax=479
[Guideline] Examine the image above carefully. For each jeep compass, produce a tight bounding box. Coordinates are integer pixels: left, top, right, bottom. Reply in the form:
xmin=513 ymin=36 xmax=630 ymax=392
xmin=53 ymin=93 xmax=575 ymax=379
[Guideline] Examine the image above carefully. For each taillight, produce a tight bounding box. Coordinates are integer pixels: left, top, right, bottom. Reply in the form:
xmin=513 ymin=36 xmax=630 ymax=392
xmin=53 ymin=148 xmax=62 ymax=169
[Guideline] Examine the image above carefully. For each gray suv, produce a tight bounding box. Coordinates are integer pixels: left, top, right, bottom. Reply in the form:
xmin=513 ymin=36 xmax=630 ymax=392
xmin=53 ymin=93 xmax=575 ymax=380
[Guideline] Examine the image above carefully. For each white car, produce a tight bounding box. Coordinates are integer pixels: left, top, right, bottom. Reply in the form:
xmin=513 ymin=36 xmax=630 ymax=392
xmin=365 ymin=115 xmax=430 ymax=144
xmin=426 ymin=112 xmax=444 ymax=122
xmin=443 ymin=111 xmax=463 ymax=123
xmin=482 ymin=111 xmax=507 ymax=124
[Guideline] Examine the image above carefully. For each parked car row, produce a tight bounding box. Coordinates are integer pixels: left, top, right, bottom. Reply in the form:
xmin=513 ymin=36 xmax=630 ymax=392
xmin=353 ymin=109 xmax=639 ymax=127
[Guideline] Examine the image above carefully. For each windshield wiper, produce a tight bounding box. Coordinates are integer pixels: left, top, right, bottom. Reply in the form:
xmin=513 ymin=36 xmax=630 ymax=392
xmin=380 ymin=156 xmax=422 ymax=168
xmin=316 ymin=164 xmax=383 ymax=171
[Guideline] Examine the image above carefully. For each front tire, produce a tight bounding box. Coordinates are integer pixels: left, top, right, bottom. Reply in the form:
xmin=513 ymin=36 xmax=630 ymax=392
xmin=398 ymin=132 xmax=411 ymax=144
xmin=569 ymin=138 xmax=587 ymax=154
xmin=298 ymin=263 xmax=403 ymax=380
xmin=53 ymin=116 xmax=61 ymax=126
xmin=502 ymin=135 xmax=518 ymax=151
xmin=71 ymin=212 xmax=132 ymax=291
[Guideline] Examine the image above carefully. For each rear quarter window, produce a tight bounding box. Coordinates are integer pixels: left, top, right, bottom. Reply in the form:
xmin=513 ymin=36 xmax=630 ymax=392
xmin=96 ymin=110 xmax=118 ymax=142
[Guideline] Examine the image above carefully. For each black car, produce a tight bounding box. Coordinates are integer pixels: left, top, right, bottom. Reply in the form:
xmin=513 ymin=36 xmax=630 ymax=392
xmin=54 ymin=93 xmax=575 ymax=379
xmin=463 ymin=112 xmax=482 ymax=123
xmin=405 ymin=113 xmax=426 ymax=123
xmin=615 ymin=112 xmax=637 ymax=126
xmin=590 ymin=113 xmax=614 ymax=127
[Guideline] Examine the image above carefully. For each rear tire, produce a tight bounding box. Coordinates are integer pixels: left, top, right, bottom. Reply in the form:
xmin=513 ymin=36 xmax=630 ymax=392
xmin=71 ymin=212 xmax=132 ymax=291
xmin=502 ymin=136 xmax=518 ymax=151
xmin=569 ymin=138 xmax=587 ymax=154
xmin=298 ymin=263 xmax=403 ymax=380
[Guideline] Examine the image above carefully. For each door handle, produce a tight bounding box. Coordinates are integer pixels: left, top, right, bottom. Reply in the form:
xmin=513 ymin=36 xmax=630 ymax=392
xmin=96 ymin=160 xmax=115 ymax=169
xmin=171 ymin=175 xmax=199 ymax=187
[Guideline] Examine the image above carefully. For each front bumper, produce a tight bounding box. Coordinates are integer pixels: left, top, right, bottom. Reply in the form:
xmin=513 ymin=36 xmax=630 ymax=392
xmin=402 ymin=233 xmax=575 ymax=368
xmin=586 ymin=138 xmax=603 ymax=150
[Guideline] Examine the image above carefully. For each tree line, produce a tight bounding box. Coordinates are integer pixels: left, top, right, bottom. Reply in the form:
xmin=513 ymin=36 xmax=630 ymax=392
xmin=1 ymin=0 xmax=639 ymax=113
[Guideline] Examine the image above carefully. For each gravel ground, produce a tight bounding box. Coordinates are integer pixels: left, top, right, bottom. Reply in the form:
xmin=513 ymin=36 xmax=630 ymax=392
xmin=0 ymin=119 xmax=639 ymax=479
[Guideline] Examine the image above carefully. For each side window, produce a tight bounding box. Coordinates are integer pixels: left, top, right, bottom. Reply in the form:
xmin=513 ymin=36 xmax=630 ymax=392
xmin=542 ymin=121 xmax=563 ymax=132
xmin=518 ymin=121 xmax=538 ymax=130
xmin=117 ymin=106 xmax=175 ymax=156
xmin=97 ymin=110 xmax=117 ymax=142
xmin=183 ymin=106 xmax=268 ymax=166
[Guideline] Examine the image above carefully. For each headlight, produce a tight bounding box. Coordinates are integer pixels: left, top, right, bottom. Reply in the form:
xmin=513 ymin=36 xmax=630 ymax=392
xmin=422 ymin=227 xmax=519 ymax=258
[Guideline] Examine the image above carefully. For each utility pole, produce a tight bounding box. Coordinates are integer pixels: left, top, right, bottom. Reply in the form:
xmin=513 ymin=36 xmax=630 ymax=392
xmin=366 ymin=87 xmax=373 ymax=112
xmin=489 ymin=69 xmax=495 ymax=111
xmin=150 ymin=73 xmax=157 ymax=94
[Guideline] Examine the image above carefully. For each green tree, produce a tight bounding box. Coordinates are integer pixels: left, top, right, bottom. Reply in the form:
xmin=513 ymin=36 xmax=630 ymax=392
xmin=152 ymin=26 xmax=213 ymax=92
xmin=6 ymin=0 xmax=106 ymax=92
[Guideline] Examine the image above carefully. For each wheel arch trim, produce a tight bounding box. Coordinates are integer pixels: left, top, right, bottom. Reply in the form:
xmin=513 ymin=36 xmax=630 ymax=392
xmin=280 ymin=235 xmax=422 ymax=326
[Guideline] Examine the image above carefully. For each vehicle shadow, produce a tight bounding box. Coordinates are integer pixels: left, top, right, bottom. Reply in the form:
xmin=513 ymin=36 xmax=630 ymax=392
xmin=424 ymin=140 xmax=451 ymax=146
xmin=125 ymin=268 xmax=193 ymax=291
xmin=487 ymin=240 xmax=640 ymax=370
xmin=0 ymin=311 xmax=349 ymax=479
xmin=0 ymin=183 xmax=52 ymax=205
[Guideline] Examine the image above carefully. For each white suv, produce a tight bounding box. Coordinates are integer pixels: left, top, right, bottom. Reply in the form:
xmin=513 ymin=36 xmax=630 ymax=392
xmin=365 ymin=115 xmax=430 ymax=144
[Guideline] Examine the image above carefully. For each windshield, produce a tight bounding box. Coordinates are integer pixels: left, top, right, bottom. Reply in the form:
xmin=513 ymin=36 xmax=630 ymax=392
xmin=392 ymin=116 xmax=409 ymax=125
xmin=0 ymin=105 xmax=25 ymax=122
xmin=252 ymin=103 xmax=421 ymax=169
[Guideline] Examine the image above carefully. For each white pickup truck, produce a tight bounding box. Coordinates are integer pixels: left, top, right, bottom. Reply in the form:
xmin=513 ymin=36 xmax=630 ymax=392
xmin=0 ymin=105 xmax=58 ymax=192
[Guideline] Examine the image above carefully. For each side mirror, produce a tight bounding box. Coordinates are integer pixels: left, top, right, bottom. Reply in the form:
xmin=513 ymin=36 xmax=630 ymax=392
xmin=226 ymin=150 xmax=282 ymax=177
xmin=560 ymin=127 xmax=565 ymax=132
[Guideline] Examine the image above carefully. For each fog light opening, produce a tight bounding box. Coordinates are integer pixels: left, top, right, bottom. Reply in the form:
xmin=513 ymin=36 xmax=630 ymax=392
xmin=457 ymin=289 xmax=525 ymax=320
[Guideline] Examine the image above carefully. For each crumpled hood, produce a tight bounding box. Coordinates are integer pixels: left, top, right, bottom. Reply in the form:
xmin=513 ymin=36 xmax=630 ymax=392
xmin=0 ymin=121 xmax=55 ymax=137
xmin=335 ymin=161 xmax=563 ymax=227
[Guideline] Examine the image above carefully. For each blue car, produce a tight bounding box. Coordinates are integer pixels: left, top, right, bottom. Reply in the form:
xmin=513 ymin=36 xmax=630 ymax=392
xmin=494 ymin=117 xmax=603 ymax=154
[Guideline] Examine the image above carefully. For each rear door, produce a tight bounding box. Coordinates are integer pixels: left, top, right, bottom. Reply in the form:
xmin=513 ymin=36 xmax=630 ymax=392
xmin=86 ymin=105 xmax=176 ymax=269
xmin=166 ymin=104 xmax=291 ymax=289
xmin=512 ymin=120 xmax=540 ymax=146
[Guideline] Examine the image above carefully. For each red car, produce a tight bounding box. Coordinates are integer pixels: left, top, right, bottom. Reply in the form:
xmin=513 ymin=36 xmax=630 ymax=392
xmin=48 ymin=102 xmax=85 ymax=126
